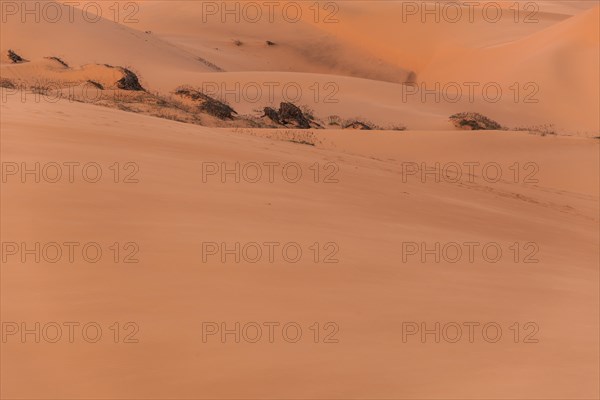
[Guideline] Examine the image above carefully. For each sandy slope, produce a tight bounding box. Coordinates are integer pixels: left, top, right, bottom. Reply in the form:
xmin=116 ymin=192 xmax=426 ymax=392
xmin=111 ymin=0 xmax=598 ymax=76
xmin=419 ymin=6 xmax=600 ymax=133
xmin=0 ymin=0 xmax=215 ymax=77
xmin=1 ymin=95 xmax=598 ymax=399
xmin=1 ymin=1 xmax=599 ymax=398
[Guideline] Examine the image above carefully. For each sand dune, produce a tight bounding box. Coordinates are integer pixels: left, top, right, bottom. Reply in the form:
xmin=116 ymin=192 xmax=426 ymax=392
xmin=420 ymin=5 xmax=600 ymax=132
xmin=2 ymin=1 xmax=598 ymax=133
xmin=1 ymin=94 xmax=598 ymax=399
xmin=1 ymin=1 xmax=599 ymax=398
xmin=0 ymin=1 xmax=215 ymax=78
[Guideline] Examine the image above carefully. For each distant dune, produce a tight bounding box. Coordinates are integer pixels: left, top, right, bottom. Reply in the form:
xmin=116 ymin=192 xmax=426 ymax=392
xmin=2 ymin=1 xmax=598 ymax=134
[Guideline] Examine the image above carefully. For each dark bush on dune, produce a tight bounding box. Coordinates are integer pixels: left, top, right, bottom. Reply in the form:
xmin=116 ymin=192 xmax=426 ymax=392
xmin=449 ymin=112 xmax=502 ymax=130
xmin=200 ymin=98 xmax=237 ymax=120
xmin=7 ymin=49 xmax=27 ymax=63
xmin=0 ymin=78 xmax=16 ymax=89
xmin=86 ymin=80 xmax=104 ymax=90
xmin=45 ymin=56 xmax=69 ymax=68
xmin=279 ymin=102 xmax=311 ymax=128
xmin=175 ymin=87 xmax=237 ymax=120
xmin=175 ymin=88 xmax=213 ymax=102
xmin=116 ymin=68 xmax=144 ymax=91
xmin=342 ymin=120 xmax=374 ymax=130
xmin=263 ymin=102 xmax=311 ymax=129
xmin=102 ymin=64 xmax=144 ymax=91
xmin=262 ymin=107 xmax=281 ymax=124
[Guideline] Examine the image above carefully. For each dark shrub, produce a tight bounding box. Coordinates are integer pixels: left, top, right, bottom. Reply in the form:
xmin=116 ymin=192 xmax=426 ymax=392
xmin=449 ymin=112 xmax=502 ymax=130
xmin=86 ymin=80 xmax=104 ymax=90
xmin=262 ymin=107 xmax=281 ymax=124
xmin=0 ymin=78 xmax=16 ymax=89
xmin=278 ymin=102 xmax=311 ymax=129
xmin=7 ymin=50 xmax=27 ymax=63
xmin=116 ymin=68 xmax=144 ymax=91
xmin=261 ymin=102 xmax=312 ymax=129
xmin=45 ymin=56 xmax=69 ymax=68
xmin=342 ymin=120 xmax=373 ymax=130
xmin=175 ymin=87 xmax=237 ymax=120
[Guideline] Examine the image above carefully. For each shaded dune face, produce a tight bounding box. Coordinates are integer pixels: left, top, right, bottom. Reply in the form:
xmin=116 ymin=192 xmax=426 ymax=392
xmin=1 ymin=1 xmax=599 ymax=399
